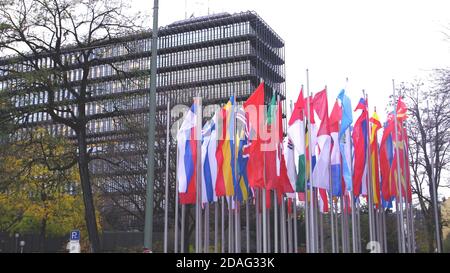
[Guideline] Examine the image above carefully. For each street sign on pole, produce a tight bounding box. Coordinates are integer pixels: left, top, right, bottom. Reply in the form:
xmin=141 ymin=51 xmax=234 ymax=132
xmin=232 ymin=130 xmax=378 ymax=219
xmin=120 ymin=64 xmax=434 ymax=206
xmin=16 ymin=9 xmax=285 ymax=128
xmin=70 ymin=230 xmax=80 ymax=241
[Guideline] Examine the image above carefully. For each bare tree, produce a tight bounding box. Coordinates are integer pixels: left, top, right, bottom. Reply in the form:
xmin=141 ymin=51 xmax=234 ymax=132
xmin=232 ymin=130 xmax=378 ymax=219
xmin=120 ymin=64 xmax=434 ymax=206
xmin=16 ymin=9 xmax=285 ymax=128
xmin=0 ymin=0 xmax=146 ymax=252
xmin=400 ymin=74 xmax=450 ymax=252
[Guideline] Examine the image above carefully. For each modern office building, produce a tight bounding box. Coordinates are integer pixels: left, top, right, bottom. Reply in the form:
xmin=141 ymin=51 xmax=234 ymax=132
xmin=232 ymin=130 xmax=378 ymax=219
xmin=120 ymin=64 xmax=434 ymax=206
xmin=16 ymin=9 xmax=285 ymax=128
xmin=0 ymin=11 xmax=286 ymax=231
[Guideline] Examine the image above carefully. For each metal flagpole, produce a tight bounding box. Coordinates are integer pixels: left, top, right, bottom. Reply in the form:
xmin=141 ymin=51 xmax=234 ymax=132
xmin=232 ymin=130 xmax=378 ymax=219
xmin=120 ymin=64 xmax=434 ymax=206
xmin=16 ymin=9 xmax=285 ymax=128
xmin=319 ymin=210 xmax=324 ymax=253
xmin=293 ymin=197 xmax=298 ymax=253
xmin=228 ymin=197 xmax=232 ymax=253
xmin=305 ymin=69 xmax=316 ymax=252
xmin=325 ymin=87 xmax=336 ymax=253
xmin=163 ymin=98 xmax=171 ymax=253
xmin=263 ymin=173 xmax=268 ymax=252
xmin=174 ymin=120 xmax=180 ymax=253
xmin=215 ymin=202 xmax=219 ymax=253
xmin=268 ymin=198 xmax=272 ymax=252
xmin=363 ymin=91 xmax=376 ymax=245
xmin=274 ymin=191 xmax=278 ymax=253
xmin=348 ymin=123 xmax=358 ymax=253
xmin=221 ymin=197 xmax=225 ymax=253
xmin=427 ymin=100 xmax=442 ymax=253
xmin=288 ymin=202 xmax=293 ymax=253
xmin=392 ymin=80 xmax=406 ymax=253
xmin=235 ymin=199 xmax=240 ymax=253
xmin=181 ymin=204 xmax=185 ymax=252
xmin=205 ymin=203 xmax=210 ymax=253
xmin=280 ymin=197 xmax=286 ymax=252
xmin=256 ymin=190 xmax=261 ymax=252
xmin=356 ymin=199 xmax=361 ymax=252
xmin=334 ymin=199 xmax=340 ymax=252
xmin=246 ymin=199 xmax=250 ymax=253
xmin=314 ymin=189 xmax=320 ymax=251
xmin=340 ymin=195 xmax=346 ymax=252
xmin=195 ymin=96 xmax=203 ymax=253
xmin=288 ymin=100 xmax=299 ymax=253
xmin=143 ymin=0 xmax=159 ymax=253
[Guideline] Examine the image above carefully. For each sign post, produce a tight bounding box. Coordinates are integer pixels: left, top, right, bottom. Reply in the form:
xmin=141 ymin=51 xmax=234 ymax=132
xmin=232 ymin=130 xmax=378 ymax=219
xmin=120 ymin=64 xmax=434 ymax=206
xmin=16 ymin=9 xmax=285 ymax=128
xmin=67 ymin=230 xmax=81 ymax=253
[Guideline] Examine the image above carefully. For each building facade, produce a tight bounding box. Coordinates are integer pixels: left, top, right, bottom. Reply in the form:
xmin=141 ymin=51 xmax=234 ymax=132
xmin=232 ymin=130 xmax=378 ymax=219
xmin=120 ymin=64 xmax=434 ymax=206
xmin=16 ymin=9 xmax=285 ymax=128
xmin=0 ymin=11 xmax=286 ymax=231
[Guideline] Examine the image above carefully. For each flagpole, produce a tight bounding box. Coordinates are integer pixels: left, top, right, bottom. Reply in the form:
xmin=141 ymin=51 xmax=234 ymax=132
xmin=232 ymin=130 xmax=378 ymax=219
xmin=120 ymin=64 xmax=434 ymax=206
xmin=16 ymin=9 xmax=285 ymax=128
xmin=293 ymin=197 xmax=298 ymax=253
xmin=195 ymin=96 xmax=203 ymax=253
xmin=268 ymin=197 xmax=272 ymax=252
xmin=163 ymin=98 xmax=171 ymax=253
xmin=392 ymin=80 xmax=406 ymax=253
xmin=205 ymin=203 xmax=210 ymax=253
xmin=181 ymin=204 xmax=185 ymax=252
xmin=326 ymin=88 xmax=336 ymax=253
xmin=246 ymin=199 xmax=250 ymax=253
xmin=174 ymin=120 xmax=180 ymax=253
xmin=427 ymin=100 xmax=441 ymax=253
xmin=363 ymin=91 xmax=376 ymax=245
xmin=398 ymin=91 xmax=412 ymax=253
xmin=288 ymin=202 xmax=293 ymax=253
xmin=403 ymin=125 xmax=416 ymax=252
xmin=221 ymin=197 xmax=225 ymax=253
xmin=305 ymin=69 xmax=316 ymax=253
xmin=215 ymin=201 xmax=219 ymax=253
xmin=256 ymin=190 xmax=261 ymax=252
xmin=228 ymin=197 xmax=232 ymax=253
xmin=235 ymin=199 xmax=240 ymax=253
xmin=289 ymin=99 xmax=299 ymax=253
xmin=263 ymin=167 xmax=268 ymax=253
xmin=274 ymin=191 xmax=278 ymax=253
xmin=143 ymin=0 xmax=159 ymax=253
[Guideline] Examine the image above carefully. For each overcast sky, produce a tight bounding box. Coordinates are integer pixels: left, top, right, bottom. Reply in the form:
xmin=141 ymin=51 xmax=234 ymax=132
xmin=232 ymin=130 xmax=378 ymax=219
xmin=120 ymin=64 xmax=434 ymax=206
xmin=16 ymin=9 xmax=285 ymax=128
xmin=132 ymin=0 xmax=450 ymax=123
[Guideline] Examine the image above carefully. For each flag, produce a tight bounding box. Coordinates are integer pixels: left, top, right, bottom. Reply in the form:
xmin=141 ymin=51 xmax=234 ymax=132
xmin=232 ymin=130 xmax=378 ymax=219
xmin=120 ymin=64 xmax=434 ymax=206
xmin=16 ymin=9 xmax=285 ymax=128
xmin=201 ymin=113 xmax=218 ymax=203
xmin=243 ymin=83 xmax=265 ymax=189
xmin=305 ymin=95 xmax=317 ymax=192
xmin=266 ymin=94 xmax=294 ymax=205
xmin=177 ymin=104 xmax=198 ymax=204
xmin=330 ymin=100 xmax=342 ymax=196
xmin=352 ymin=98 xmax=368 ymax=197
xmin=318 ymin=188 xmax=329 ymax=213
xmin=284 ymin=137 xmax=298 ymax=199
xmin=396 ymin=97 xmax=408 ymax=122
xmin=380 ymin=114 xmax=394 ymax=201
xmin=264 ymin=93 xmax=278 ymax=192
xmin=287 ymin=88 xmax=306 ymax=192
xmin=369 ymin=111 xmax=382 ymax=207
xmin=235 ymin=107 xmax=251 ymax=202
xmin=337 ymin=90 xmax=353 ymax=191
xmin=311 ymin=89 xmax=331 ymax=190
xmin=215 ymin=97 xmax=236 ymax=197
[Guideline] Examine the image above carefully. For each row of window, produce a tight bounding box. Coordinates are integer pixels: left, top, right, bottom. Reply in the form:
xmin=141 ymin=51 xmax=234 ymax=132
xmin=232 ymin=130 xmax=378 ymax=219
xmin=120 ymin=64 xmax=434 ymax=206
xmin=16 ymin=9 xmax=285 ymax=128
xmin=158 ymin=60 xmax=253 ymax=87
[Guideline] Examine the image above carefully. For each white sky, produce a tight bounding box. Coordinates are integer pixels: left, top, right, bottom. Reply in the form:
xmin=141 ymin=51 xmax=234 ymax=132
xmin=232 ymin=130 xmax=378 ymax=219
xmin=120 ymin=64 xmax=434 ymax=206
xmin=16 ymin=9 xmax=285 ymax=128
xmin=132 ymin=0 xmax=450 ymax=123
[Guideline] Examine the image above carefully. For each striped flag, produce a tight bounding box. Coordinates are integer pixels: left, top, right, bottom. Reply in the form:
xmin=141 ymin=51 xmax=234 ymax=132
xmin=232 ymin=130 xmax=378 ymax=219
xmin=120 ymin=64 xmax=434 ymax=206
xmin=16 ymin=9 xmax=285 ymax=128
xmin=215 ymin=97 xmax=236 ymax=197
xmin=177 ymin=104 xmax=198 ymax=204
xmin=201 ymin=113 xmax=218 ymax=203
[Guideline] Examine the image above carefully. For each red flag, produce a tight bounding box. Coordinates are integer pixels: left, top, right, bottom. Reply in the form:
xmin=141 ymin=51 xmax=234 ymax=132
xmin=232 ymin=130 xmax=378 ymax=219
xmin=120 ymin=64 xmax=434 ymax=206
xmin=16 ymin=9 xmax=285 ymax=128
xmin=289 ymin=88 xmax=305 ymax=126
xmin=352 ymin=98 xmax=368 ymax=197
xmin=312 ymin=89 xmax=330 ymax=136
xmin=396 ymin=97 xmax=408 ymax=121
xmin=244 ymin=83 xmax=265 ymax=189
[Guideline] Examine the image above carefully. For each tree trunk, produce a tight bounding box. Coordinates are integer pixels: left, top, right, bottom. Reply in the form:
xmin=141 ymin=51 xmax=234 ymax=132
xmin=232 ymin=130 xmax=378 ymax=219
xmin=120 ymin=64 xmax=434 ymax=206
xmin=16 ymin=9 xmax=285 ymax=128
xmin=40 ymin=218 xmax=47 ymax=253
xmin=77 ymin=128 xmax=101 ymax=252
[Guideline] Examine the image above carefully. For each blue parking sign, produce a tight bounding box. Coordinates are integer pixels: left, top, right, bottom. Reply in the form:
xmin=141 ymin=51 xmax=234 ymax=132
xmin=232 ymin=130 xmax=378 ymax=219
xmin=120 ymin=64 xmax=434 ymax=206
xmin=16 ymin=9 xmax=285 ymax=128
xmin=70 ymin=230 xmax=80 ymax=241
